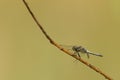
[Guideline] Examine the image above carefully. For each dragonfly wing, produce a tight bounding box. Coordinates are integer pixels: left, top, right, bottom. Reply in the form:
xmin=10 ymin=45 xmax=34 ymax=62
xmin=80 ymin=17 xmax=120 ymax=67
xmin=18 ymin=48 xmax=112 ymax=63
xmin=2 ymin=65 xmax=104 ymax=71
xmin=59 ymin=44 xmax=73 ymax=50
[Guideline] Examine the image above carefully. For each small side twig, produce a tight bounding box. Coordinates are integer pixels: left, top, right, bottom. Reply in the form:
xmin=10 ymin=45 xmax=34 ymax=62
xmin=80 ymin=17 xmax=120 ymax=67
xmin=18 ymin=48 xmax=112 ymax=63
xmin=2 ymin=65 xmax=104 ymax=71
xmin=22 ymin=0 xmax=113 ymax=80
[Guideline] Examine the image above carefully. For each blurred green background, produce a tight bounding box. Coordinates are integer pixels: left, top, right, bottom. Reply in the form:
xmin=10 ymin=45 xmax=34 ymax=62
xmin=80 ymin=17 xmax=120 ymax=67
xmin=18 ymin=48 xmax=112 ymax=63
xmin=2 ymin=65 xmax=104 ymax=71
xmin=0 ymin=0 xmax=120 ymax=80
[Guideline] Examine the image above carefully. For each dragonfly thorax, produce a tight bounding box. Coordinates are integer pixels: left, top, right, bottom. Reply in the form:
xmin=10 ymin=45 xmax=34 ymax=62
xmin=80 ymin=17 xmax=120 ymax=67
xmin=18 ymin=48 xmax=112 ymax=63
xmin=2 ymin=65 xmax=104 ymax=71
xmin=72 ymin=46 xmax=81 ymax=52
xmin=72 ymin=46 xmax=87 ymax=53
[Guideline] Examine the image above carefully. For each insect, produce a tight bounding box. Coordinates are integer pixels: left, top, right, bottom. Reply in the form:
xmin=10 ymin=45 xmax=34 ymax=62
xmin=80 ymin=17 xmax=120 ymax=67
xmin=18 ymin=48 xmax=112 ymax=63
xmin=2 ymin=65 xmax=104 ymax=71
xmin=72 ymin=46 xmax=103 ymax=58
xmin=61 ymin=45 xmax=103 ymax=58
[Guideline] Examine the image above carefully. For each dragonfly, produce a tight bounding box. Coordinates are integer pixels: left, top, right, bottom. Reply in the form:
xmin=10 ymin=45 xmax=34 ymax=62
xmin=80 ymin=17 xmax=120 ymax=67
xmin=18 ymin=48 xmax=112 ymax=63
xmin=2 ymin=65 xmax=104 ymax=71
xmin=60 ymin=45 xmax=103 ymax=58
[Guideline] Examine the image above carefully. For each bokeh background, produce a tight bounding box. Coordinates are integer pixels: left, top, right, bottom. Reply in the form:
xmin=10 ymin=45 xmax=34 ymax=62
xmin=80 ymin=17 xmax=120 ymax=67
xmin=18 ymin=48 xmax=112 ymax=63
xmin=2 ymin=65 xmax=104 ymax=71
xmin=0 ymin=0 xmax=120 ymax=80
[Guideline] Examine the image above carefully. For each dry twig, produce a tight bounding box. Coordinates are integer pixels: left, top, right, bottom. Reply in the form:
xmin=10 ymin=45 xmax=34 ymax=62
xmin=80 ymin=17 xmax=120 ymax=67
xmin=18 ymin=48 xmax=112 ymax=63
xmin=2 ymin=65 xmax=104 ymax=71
xmin=22 ymin=0 xmax=113 ymax=80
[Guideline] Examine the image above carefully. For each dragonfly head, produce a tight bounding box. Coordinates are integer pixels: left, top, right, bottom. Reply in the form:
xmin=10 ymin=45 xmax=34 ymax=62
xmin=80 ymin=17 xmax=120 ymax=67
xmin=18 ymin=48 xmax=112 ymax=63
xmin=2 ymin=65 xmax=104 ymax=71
xmin=72 ymin=46 xmax=82 ymax=52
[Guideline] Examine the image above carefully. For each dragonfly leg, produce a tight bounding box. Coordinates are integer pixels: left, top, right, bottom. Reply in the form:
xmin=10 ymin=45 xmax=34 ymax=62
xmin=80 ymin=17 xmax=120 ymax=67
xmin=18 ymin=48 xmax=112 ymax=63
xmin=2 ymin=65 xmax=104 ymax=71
xmin=71 ymin=52 xmax=76 ymax=56
xmin=71 ymin=52 xmax=81 ymax=58
xmin=86 ymin=52 xmax=90 ymax=58
xmin=77 ymin=52 xmax=81 ymax=57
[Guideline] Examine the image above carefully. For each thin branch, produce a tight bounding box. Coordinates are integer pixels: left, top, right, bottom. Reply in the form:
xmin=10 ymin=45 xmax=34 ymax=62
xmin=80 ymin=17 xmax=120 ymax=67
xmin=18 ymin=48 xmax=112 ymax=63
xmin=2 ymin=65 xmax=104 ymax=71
xmin=22 ymin=0 xmax=113 ymax=80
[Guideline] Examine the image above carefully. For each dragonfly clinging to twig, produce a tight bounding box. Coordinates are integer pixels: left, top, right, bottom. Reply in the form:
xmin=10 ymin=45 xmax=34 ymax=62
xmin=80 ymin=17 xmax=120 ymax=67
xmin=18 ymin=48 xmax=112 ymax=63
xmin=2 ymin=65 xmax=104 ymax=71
xmin=60 ymin=45 xmax=103 ymax=58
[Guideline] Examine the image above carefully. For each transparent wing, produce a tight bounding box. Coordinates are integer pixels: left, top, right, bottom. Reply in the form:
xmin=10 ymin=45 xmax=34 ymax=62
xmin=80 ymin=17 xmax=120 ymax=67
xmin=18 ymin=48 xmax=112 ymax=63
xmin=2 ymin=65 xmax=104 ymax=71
xmin=59 ymin=44 xmax=73 ymax=50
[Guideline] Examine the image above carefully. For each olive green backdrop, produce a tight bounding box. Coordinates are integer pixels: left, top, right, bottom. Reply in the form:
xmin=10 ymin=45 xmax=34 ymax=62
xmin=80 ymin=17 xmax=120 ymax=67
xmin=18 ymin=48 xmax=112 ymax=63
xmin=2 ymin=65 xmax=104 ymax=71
xmin=0 ymin=0 xmax=120 ymax=80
